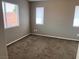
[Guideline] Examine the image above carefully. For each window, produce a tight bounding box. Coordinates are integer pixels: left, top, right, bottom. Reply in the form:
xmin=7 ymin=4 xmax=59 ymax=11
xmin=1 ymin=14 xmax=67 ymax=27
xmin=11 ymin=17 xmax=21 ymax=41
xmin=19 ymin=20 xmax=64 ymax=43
xmin=2 ymin=1 xmax=19 ymax=29
xmin=36 ymin=7 xmax=44 ymax=25
xmin=73 ymin=6 xmax=79 ymax=27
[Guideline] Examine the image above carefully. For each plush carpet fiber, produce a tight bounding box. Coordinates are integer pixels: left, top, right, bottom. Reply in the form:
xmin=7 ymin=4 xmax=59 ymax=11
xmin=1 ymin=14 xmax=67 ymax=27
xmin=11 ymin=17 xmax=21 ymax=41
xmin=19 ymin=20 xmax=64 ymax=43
xmin=7 ymin=35 xmax=78 ymax=59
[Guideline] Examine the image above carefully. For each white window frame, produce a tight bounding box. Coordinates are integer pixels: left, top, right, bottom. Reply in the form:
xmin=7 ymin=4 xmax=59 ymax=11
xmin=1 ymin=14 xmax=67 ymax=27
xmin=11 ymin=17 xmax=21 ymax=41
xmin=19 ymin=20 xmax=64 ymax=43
xmin=36 ymin=7 xmax=44 ymax=25
xmin=73 ymin=6 xmax=79 ymax=27
xmin=2 ymin=1 xmax=19 ymax=29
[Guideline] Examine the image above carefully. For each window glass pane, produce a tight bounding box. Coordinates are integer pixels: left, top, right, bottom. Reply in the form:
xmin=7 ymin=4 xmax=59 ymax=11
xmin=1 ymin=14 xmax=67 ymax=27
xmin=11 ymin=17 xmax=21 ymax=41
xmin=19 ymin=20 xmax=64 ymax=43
xmin=73 ymin=6 xmax=79 ymax=27
xmin=36 ymin=7 xmax=44 ymax=24
xmin=2 ymin=2 xmax=19 ymax=29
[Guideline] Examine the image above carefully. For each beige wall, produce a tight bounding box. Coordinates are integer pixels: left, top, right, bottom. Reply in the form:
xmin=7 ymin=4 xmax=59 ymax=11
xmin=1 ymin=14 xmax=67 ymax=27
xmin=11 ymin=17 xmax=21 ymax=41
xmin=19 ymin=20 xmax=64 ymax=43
xmin=3 ymin=0 xmax=30 ymax=44
xmin=0 ymin=0 xmax=8 ymax=59
xmin=30 ymin=0 xmax=79 ymax=40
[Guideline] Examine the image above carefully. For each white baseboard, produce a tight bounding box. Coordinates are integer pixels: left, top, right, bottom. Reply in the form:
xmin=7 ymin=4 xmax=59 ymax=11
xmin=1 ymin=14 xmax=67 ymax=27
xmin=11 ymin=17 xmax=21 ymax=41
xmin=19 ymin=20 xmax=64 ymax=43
xmin=6 ymin=33 xmax=79 ymax=46
xmin=6 ymin=34 xmax=31 ymax=46
xmin=31 ymin=33 xmax=79 ymax=41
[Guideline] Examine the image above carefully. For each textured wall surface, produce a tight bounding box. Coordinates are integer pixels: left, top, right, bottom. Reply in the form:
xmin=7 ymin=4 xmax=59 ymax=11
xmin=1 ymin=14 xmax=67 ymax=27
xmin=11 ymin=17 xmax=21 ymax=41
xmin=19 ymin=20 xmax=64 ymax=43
xmin=0 ymin=0 xmax=8 ymax=59
xmin=4 ymin=0 xmax=30 ymax=44
xmin=7 ymin=35 xmax=78 ymax=59
xmin=30 ymin=0 xmax=79 ymax=40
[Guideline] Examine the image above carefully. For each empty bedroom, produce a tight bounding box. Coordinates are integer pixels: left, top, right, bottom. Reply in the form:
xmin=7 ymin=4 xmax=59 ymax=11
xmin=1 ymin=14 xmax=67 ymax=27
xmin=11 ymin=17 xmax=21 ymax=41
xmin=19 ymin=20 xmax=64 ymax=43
xmin=0 ymin=0 xmax=79 ymax=59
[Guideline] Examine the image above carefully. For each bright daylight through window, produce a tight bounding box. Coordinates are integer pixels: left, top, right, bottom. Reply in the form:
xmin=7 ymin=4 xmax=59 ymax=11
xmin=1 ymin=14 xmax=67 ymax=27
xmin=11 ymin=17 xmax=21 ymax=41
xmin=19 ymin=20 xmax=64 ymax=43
xmin=36 ymin=7 xmax=44 ymax=25
xmin=2 ymin=1 xmax=19 ymax=29
xmin=73 ymin=6 xmax=79 ymax=27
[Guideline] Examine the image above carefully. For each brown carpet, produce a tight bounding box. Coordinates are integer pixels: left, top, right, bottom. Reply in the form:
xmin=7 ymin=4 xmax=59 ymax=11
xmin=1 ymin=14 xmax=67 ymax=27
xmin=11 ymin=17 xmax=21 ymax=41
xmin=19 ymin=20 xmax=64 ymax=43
xmin=7 ymin=34 xmax=78 ymax=59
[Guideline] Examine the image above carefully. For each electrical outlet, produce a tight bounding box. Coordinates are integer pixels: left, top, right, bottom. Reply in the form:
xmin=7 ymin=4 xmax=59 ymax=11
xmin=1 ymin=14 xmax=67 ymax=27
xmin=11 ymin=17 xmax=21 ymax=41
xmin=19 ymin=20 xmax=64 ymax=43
xmin=34 ymin=29 xmax=38 ymax=32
